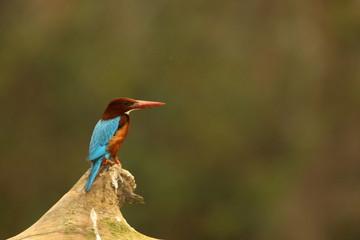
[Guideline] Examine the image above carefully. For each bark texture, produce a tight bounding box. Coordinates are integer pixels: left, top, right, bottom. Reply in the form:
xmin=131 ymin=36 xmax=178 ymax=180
xmin=8 ymin=165 xmax=160 ymax=240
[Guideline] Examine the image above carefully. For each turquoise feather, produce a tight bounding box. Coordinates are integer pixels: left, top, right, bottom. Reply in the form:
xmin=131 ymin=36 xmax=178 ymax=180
xmin=85 ymin=117 xmax=120 ymax=191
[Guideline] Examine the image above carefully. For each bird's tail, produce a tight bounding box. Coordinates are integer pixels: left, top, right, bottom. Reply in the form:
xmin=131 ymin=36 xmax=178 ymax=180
xmin=85 ymin=159 xmax=102 ymax=191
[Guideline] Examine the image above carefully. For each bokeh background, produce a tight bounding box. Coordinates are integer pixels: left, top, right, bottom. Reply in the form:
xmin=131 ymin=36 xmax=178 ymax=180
xmin=1 ymin=1 xmax=360 ymax=240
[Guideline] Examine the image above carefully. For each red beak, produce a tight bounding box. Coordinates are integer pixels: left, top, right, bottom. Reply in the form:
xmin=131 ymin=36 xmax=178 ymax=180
xmin=132 ymin=100 xmax=165 ymax=109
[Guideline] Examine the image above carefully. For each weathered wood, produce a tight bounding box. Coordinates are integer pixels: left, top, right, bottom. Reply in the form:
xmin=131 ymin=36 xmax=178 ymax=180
xmin=8 ymin=165 xmax=160 ymax=240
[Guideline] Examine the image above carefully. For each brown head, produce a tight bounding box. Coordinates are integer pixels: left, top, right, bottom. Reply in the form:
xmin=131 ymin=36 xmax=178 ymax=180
xmin=101 ymin=97 xmax=165 ymax=120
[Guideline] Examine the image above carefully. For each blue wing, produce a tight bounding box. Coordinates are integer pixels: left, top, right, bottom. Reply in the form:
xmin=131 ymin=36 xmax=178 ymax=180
xmin=87 ymin=117 xmax=121 ymax=161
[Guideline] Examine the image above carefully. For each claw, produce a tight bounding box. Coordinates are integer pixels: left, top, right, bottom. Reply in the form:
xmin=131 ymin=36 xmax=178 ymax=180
xmin=114 ymin=157 xmax=120 ymax=165
xmin=113 ymin=157 xmax=122 ymax=169
xmin=101 ymin=158 xmax=113 ymax=166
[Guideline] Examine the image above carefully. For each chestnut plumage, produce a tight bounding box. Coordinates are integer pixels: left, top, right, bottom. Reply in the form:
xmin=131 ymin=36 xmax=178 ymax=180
xmin=85 ymin=97 xmax=165 ymax=191
xmin=102 ymin=97 xmax=165 ymax=120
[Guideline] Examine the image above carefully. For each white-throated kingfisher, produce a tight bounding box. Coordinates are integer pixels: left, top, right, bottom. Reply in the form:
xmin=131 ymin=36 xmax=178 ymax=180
xmin=84 ymin=97 xmax=165 ymax=191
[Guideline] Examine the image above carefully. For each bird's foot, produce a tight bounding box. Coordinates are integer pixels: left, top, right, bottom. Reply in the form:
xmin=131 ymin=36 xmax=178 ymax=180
xmin=113 ymin=157 xmax=122 ymax=169
xmin=114 ymin=157 xmax=120 ymax=165
xmin=101 ymin=158 xmax=113 ymax=166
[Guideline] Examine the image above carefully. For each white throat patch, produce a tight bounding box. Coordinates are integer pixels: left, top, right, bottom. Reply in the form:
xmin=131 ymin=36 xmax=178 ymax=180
xmin=125 ymin=109 xmax=139 ymax=114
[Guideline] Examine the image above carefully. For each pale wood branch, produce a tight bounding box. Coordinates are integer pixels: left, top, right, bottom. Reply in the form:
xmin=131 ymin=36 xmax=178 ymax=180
xmin=8 ymin=165 xmax=161 ymax=240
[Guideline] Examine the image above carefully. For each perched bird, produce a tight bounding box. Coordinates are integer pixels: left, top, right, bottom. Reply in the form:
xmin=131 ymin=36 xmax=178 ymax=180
xmin=84 ymin=97 xmax=165 ymax=191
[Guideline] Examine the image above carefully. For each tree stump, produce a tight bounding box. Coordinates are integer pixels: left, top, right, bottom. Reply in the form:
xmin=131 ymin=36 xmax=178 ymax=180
xmin=8 ymin=165 xmax=160 ymax=240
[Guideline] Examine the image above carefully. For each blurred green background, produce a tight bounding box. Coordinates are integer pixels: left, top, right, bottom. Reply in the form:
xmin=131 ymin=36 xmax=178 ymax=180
xmin=1 ymin=1 xmax=360 ymax=240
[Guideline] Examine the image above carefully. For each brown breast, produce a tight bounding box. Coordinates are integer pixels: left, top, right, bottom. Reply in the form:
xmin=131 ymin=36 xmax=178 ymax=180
xmin=107 ymin=115 xmax=130 ymax=158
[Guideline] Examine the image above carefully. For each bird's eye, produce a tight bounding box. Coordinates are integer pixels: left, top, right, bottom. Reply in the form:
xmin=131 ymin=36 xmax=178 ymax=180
xmin=123 ymin=101 xmax=131 ymax=106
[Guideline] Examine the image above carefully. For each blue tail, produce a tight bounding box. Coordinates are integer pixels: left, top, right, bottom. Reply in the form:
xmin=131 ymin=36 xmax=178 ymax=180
xmin=85 ymin=159 xmax=102 ymax=191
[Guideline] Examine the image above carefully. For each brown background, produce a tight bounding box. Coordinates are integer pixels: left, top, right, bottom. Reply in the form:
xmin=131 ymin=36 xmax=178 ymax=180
xmin=0 ymin=1 xmax=360 ymax=240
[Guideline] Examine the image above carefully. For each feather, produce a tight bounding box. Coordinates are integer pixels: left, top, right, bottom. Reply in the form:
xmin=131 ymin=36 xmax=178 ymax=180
xmin=84 ymin=158 xmax=102 ymax=191
xmin=87 ymin=117 xmax=121 ymax=161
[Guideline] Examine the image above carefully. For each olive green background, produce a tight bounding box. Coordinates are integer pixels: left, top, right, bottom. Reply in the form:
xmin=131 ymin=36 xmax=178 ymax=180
xmin=1 ymin=1 xmax=360 ymax=240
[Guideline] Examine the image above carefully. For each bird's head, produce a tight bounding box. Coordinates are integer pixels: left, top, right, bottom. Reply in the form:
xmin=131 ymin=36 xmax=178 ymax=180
xmin=102 ymin=97 xmax=165 ymax=120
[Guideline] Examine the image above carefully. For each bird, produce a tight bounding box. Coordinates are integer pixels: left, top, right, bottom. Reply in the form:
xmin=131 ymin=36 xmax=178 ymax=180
xmin=84 ymin=97 xmax=165 ymax=191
